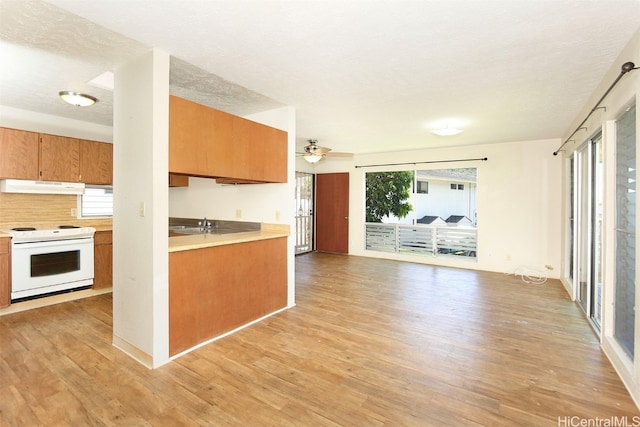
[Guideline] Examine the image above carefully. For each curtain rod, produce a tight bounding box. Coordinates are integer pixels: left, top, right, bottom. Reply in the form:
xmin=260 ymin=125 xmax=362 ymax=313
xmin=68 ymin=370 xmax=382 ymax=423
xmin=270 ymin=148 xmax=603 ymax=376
xmin=355 ymin=157 xmax=488 ymax=169
xmin=553 ymin=61 xmax=638 ymax=156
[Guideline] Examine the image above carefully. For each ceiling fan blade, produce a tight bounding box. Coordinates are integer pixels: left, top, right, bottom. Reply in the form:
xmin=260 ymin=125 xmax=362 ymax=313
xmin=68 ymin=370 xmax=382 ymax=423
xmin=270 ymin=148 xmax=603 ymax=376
xmin=325 ymin=152 xmax=353 ymax=157
xmin=314 ymin=146 xmax=331 ymax=155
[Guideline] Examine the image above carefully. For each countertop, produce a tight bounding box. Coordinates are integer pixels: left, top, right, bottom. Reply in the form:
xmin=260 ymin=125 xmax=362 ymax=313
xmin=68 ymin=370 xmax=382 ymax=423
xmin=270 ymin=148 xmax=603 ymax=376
xmin=169 ymin=223 xmax=290 ymax=253
xmin=1 ymin=224 xmax=290 ymax=251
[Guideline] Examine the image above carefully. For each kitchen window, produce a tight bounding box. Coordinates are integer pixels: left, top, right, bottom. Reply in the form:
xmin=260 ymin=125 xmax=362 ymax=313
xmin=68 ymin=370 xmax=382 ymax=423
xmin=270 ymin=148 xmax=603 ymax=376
xmin=80 ymin=185 xmax=113 ymax=217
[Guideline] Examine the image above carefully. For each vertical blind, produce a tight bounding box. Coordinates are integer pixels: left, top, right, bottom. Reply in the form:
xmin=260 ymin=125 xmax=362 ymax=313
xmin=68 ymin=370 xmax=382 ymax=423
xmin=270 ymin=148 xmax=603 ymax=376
xmin=615 ymin=104 xmax=636 ymax=359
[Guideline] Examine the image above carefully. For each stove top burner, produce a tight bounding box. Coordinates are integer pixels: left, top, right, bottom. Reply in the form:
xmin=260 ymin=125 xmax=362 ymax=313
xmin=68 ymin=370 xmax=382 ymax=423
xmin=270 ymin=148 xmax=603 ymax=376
xmin=4 ymin=226 xmax=96 ymax=243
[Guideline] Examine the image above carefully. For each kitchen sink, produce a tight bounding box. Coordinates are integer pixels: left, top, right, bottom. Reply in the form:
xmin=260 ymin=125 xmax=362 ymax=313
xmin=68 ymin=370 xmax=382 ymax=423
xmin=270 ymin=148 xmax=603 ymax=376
xmin=169 ymin=217 xmax=261 ymax=236
xmin=169 ymin=225 xmax=252 ymax=235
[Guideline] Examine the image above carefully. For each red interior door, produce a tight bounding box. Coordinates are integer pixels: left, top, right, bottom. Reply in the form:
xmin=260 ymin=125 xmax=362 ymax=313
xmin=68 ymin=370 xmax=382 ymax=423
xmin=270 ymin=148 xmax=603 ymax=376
xmin=315 ymin=172 xmax=349 ymax=254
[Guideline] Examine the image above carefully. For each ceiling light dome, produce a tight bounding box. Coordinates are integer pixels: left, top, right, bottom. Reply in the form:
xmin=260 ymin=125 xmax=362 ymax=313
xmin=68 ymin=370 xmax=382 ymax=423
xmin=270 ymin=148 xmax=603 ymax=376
xmin=304 ymin=153 xmax=323 ymax=163
xmin=431 ymin=125 xmax=463 ymax=136
xmin=59 ymin=91 xmax=98 ymax=107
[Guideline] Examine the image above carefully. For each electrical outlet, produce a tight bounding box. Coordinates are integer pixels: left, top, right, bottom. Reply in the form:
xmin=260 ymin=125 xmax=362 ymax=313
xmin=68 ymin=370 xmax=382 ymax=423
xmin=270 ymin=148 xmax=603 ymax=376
xmin=139 ymin=202 xmax=146 ymax=217
xmin=235 ymin=209 xmax=242 ymax=219
xmin=71 ymin=208 xmax=77 ymax=217
xmin=275 ymin=210 xmax=281 ymax=221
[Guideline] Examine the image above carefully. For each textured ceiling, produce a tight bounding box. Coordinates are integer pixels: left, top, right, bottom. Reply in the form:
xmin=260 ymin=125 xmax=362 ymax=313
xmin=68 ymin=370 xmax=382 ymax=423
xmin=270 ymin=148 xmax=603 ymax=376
xmin=1 ymin=0 xmax=639 ymax=155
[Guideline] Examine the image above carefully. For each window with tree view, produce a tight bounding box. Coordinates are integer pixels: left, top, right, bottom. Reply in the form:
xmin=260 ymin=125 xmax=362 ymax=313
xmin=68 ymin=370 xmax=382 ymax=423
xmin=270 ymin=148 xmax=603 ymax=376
xmin=365 ymin=168 xmax=478 ymax=259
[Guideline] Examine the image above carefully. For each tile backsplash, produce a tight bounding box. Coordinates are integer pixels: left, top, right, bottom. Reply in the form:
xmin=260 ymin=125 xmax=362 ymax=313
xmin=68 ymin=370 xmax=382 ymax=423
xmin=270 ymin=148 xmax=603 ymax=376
xmin=0 ymin=192 xmax=112 ymax=229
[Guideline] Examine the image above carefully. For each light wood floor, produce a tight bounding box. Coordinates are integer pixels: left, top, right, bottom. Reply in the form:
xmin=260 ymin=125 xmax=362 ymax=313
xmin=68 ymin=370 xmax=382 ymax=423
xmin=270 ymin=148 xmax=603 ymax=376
xmin=1 ymin=252 xmax=638 ymax=426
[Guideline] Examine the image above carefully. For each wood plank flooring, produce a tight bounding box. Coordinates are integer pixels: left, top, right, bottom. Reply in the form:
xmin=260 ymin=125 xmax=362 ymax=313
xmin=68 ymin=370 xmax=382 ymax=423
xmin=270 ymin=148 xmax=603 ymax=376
xmin=1 ymin=252 xmax=638 ymax=426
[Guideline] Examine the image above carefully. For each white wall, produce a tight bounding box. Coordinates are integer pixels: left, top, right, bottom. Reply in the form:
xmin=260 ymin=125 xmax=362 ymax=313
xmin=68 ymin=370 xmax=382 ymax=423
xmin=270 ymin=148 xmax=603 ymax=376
xmin=112 ymin=49 xmax=170 ymax=368
xmin=169 ymin=106 xmax=297 ymax=307
xmin=415 ymin=180 xmax=476 ymax=222
xmin=311 ymin=138 xmax=563 ymax=277
xmin=0 ymin=105 xmax=112 ymax=143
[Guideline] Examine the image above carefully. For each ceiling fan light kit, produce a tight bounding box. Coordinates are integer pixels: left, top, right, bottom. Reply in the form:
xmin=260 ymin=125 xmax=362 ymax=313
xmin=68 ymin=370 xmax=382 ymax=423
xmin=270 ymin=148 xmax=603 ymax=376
xmin=304 ymin=153 xmax=323 ymax=163
xmin=59 ymin=91 xmax=98 ymax=107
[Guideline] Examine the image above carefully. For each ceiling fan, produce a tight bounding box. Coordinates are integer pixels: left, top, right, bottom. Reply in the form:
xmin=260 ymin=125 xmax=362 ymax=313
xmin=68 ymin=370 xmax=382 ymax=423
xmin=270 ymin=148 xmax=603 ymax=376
xmin=300 ymin=140 xmax=353 ymax=163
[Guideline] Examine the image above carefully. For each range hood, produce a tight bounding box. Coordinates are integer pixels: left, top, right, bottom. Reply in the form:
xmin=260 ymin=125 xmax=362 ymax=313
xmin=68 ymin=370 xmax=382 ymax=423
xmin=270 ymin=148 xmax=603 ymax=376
xmin=0 ymin=179 xmax=85 ymax=195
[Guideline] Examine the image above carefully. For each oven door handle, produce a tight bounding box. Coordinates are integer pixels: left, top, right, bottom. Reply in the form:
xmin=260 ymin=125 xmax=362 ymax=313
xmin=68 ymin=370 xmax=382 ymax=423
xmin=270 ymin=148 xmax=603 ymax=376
xmin=12 ymin=238 xmax=93 ymax=250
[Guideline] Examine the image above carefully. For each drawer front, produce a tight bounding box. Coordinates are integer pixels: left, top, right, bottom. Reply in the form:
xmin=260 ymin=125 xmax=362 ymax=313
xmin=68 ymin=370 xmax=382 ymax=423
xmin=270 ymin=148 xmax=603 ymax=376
xmin=94 ymin=231 xmax=112 ymax=245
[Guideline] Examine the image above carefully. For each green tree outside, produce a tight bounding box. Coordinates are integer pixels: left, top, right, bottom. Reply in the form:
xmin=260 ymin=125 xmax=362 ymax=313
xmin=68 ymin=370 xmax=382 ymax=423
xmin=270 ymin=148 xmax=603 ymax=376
xmin=365 ymin=171 xmax=414 ymax=222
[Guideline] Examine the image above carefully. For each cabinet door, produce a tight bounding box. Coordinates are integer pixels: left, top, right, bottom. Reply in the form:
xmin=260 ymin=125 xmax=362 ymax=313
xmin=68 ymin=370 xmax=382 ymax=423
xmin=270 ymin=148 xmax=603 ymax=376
xmin=80 ymin=140 xmax=113 ymax=184
xmin=261 ymin=126 xmax=288 ymax=183
xmin=169 ymin=95 xmax=234 ymax=178
xmin=39 ymin=134 xmax=80 ymax=182
xmin=233 ymin=117 xmax=287 ymax=183
xmin=0 ymin=127 xmax=39 ymax=180
xmin=93 ymin=231 xmax=112 ymax=289
xmin=0 ymin=237 xmax=10 ymax=308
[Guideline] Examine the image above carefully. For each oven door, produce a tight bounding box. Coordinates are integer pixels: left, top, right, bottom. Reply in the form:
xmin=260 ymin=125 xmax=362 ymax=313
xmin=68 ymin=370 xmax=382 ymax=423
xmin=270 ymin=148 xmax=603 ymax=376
xmin=11 ymin=237 xmax=95 ymax=299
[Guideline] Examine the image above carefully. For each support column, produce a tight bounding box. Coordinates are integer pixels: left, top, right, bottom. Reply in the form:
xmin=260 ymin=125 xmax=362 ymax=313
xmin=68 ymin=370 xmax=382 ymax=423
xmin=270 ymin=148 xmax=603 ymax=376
xmin=112 ymin=49 xmax=170 ymax=368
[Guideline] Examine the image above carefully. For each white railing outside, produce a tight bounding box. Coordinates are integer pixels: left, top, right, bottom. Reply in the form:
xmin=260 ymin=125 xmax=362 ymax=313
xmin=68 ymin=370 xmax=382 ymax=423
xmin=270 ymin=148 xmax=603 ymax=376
xmin=365 ymin=223 xmax=477 ymax=259
xmin=295 ymin=215 xmax=313 ymax=254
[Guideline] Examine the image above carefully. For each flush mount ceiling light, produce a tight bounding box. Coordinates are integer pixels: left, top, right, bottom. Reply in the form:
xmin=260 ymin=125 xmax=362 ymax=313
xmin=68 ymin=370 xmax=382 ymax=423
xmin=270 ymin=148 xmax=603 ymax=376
xmin=58 ymin=91 xmax=98 ymax=107
xmin=431 ymin=125 xmax=463 ymax=136
xmin=304 ymin=153 xmax=323 ymax=163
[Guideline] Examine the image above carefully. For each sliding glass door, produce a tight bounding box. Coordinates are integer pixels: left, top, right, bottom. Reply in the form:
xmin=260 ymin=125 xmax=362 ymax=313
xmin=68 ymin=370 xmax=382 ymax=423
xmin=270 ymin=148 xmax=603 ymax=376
xmin=573 ymin=133 xmax=603 ymax=331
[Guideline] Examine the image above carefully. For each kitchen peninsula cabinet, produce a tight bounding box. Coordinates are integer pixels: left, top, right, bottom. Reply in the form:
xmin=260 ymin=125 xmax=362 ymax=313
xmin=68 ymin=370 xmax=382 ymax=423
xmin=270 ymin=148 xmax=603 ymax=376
xmin=0 ymin=127 xmax=39 ymax=180
xmin=0 ymin=237 xmax=10 ymax=308
xmin=93 ymin=231 xmax=112 ymax=289
xmin=169 ymin=237 xmax=287 ymax=355
xmin=169 ymin=96 xmax=287 ymax=184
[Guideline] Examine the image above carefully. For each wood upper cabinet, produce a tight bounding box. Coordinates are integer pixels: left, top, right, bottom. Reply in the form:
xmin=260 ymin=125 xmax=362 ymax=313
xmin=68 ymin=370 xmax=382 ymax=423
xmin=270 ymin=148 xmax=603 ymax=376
xmin=80 ymin=140 xmax=113 ymax=185
xmin=0 ymin=127 xmax=112 ymax=184
xmin=169 ymin=95 xmax=287 ymax=183
xmin=39 ymin=134 xmax=80 ymax=182
xmin=0 ymin=127 xmax=39 ymax=180
xmin=169 ymin=173 xmax=189 ymax=187
xmin=0 ymin=237 xmax=10 ymax=308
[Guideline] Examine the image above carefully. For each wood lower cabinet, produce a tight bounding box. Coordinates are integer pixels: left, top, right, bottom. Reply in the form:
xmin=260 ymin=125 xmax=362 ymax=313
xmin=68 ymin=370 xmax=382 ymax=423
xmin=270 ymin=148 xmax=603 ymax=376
xmin=0 ymin=237 xmax=10 ymax=308
xmin=93 ymin=231 xmax=113 ymax=289
xmin=169 ymin=95 xmax=287 ymax=184
xmin=169 ymin=237 xmax=287 ymax=356
xmin=0 ymin=127 xmax=39 ymax=180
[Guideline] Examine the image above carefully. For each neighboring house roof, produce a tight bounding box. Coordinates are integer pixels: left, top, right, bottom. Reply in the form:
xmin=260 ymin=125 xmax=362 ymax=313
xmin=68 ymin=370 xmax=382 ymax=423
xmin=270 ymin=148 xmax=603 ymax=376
xmin=417 ymin=215 xmax=446 ymax=224
xmin=445 ymin=215 xmax=472 ymax=224
xmin=417 ymin=168 xmax=477 ymax=183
